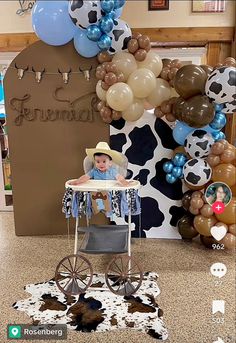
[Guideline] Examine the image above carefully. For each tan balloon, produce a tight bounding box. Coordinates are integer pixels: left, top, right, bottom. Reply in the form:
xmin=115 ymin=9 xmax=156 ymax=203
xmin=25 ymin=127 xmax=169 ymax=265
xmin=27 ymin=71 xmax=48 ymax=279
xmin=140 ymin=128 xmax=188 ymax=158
xmin=200 ymin=204 xmax=214 ymax=217
xmin=112 ymin=52 xmax=137 ymax=81
xmin=215 ymin=197 xmax=236 ymax=225
xmin=189 ymin=206 xmax=200 ymax=215
xmin=127 ymin=68 xmax=156 ymax=98
xmin=147 ymin=78 xmax=171 ymax=107
xmin=193 ymin=215 xmax=217 ymax=236
xmin=106 ymin=82 xmax=133 ymax=112
xmin=228 ymin=224 xmax=236 ymax=236
xmin=122 ymin=98 xmax=144 ymax=122
xmin=96 ymin=80 xmax=107 ymax=101
xmin=138 ymin=51 xmax=163 ymax=77
xmin=220 ymin=233 xmax=236 ymax=250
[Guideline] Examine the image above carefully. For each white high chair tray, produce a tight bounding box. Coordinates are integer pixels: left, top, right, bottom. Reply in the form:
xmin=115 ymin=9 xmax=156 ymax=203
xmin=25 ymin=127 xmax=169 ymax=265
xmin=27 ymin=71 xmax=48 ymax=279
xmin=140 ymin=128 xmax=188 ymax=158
xmin=65 ymin=179 xmax=141 ymax=192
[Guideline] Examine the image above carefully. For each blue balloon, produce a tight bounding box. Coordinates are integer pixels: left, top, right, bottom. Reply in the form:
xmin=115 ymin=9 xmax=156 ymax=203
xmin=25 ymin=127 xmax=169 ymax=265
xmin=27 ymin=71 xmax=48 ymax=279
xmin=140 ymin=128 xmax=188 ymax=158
xmin=172 ymin=166 xmax=183 ymax=178
xmin=87 ymin=24 xmax=102 ymax=42
xmin=172 ymin=153 xmax=187 ymax=167
xmin=163 ymin=161 xmax=174 ymax=173
xmin=215 ymin=103 xmax=224 ymax=113
xmin=211 ymin=131 xmax=226 ymax=141
xmin=32 ymin=1 xmax=77 ymax=46
xmin=210 ymin=112 xmax=226 ymax=130
xmin=114 ymin=0 xmax=125 ymax=9
xmin=101 ymin=0 xmax=115 ymax=13
xmin=97 ymin=34 xmax=112 ymax=50
xmin=74 ymin=29 xmax=100 ymax=58
xmin=172 ymin=121 xmax=194 ymax=145
xmin=166 ymin=173 xmax=177 ymax=184
xmin=100 ymin=15 xmax=114 ymax=33
xmin=109 ymin=7 xmax=123 ymax=19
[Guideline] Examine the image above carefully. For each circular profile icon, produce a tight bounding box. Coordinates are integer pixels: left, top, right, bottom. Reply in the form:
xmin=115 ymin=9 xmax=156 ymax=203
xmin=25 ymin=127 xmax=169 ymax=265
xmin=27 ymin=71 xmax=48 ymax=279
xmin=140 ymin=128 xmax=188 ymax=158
xmin=205 ymin=182 xmax=232 ymax=207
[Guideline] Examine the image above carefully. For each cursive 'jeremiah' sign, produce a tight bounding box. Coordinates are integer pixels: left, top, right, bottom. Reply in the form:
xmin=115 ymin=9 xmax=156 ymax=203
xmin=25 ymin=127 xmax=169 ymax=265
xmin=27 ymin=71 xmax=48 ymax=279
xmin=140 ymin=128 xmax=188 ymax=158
xmin=10 ymin=87 xmax=98 ymax=126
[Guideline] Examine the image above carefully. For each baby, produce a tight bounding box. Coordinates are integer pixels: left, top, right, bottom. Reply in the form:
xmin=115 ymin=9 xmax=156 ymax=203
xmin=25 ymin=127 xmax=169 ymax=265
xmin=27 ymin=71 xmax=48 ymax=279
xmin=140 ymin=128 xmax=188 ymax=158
xmin=69 ymin=142 xmax=130 ymax=186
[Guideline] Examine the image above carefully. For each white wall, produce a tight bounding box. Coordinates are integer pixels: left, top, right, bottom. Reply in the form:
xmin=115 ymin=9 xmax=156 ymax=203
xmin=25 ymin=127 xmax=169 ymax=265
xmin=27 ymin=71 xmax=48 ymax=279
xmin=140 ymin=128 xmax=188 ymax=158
xmin=0 ymin=0 xmax=235 ymax=33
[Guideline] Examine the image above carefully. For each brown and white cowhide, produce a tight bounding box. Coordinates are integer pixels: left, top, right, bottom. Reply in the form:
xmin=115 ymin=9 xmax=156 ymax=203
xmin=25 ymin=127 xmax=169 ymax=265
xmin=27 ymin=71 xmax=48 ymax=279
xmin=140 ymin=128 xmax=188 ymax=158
xmin=13 ymin=272 xmax=168 ymax=340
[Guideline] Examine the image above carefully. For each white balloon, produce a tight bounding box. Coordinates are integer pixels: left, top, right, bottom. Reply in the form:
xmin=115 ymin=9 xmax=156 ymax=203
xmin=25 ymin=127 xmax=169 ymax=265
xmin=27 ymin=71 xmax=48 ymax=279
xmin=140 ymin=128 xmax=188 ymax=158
xmin=96 ymin=80 xmax=107 ymax=101
xmin=138 ymin=51 xmax=163 ymax=77
xmin=108 ymin=19 xmax=132 ymax=54
xmin=183 ymin=158 xmax=212 ymax=187
xmin=184 ymin=129 xmax=214 ymax=159
xmin=127 ymin=68 xmax=156 ymax=98
xmin=106 ymin=82 xmax=133 ymax=111
xmin=68 ymin=0 xmax=102 ymax=29
xmin=112 ymin=52 xmax=137 ymax=81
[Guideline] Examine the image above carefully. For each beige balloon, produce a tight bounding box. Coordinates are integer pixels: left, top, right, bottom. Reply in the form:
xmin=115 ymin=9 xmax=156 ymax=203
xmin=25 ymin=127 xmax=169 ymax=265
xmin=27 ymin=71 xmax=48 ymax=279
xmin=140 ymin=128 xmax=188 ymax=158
xmin=112 ymin=52 xmax=137 ymax=81
xmin=122 ymin=98 xmax=144 ymax=122
xmin=170 ymin=87 xmax=180 ymax=97
xmin=106 ymin=82 xmax=133 ymax=112
xmin=96 ymin=80 xmax=107 ymax=101
xmin=138 ymin=51 xmax=163 ymax=77
xmin=127 ymin=68 xmax=156 ymax=99
xmin=147 ymin=78 xmax=171 ymax=107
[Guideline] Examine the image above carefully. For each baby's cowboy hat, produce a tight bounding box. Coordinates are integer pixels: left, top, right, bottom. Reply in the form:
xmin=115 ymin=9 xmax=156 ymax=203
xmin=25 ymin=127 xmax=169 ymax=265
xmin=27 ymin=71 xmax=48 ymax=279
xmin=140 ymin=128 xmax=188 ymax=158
xmin=86 ymin=142 xmax=124 ymax=166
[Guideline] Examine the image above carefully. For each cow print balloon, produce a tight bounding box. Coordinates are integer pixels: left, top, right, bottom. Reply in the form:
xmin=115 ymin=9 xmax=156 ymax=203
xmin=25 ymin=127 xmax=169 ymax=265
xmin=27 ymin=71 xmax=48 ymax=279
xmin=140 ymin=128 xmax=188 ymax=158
xmin=183 ymin=158 xmax=212 ymax=187
xmin=68 ymin=0 xmax=102 ymax=30
xmin=205 ymin=66 xmax=236 ymax=104
xmin=184 ymin=129 xmax=214 ymax=159
xmin=108 ymin=19 xmax=132 ymax=54
xmin=221 ymin=98 xmax=236 ymax=114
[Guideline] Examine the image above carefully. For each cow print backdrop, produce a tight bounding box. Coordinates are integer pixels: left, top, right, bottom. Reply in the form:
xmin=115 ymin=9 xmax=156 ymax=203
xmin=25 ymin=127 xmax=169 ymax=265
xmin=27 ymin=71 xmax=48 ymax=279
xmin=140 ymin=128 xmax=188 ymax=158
xmin=110 ymin=111 xmax=187 ymax=239
xmin=13 ymin=272 xmax=168 ymax=340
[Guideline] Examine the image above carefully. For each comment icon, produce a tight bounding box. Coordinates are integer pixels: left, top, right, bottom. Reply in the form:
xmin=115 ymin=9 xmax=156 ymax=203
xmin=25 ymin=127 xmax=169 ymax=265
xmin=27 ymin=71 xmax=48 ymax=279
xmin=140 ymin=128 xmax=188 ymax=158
xmin=210 ymin=263 xmax=227 ymax=278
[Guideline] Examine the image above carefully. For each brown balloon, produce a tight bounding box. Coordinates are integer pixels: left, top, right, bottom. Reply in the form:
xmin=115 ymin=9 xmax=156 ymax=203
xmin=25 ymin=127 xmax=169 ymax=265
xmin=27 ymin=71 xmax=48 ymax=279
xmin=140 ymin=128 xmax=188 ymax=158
xmin=160 ymin=67 xmax=170 ymax=80
xmin=101 ymin=81 xmax=110 ymax=91
xmin=132 ymin=31 xmax=142 ymax=40
xmin=182 ymin=190 xmax=193 ymax=210
xmin=212 ymin=163 xmax=236 ymax=186
xmin=105 ymin=62 xmax=117 ymax=73
xmin=160 ymin=101 xmax=172 ymax=114
xmin=200 ymin=235 xmax=219 ymax=249
xmin=200 ymin=65 xmax=213 ymax=76
xmin=154 ymin=107 xmax=164 ymax=118
xmin=162 ymin=59 xmax=172 ymax=68
xmin=174 ymin=65 xmax=207 ymax=100
xmin=138 ymin=35 xmax=150 ymax=49
xmin=172 ymin=97 xmax=185 ymax=121
xmin=206 ymin=154 xmax=221 ymax=167
xmin=97 ymin=100 xmax=105 ymax=111
xmin=220 ymin=139 xmax=230 ymax=150
xmin=134 ymin=49 xmax=147 ymax=62
xmin=111 ymin=110 xmax=122 ymax=121
xmin=128 ymin=38 xmax=139 ymax=53
xmin=165 ymin=113 xmax=176 ymax=122
xmin=215 ymin=197 xmax=236 ymax=225
xmin=97 ymin=51 xmax=112 ymax=64
xmin=178 ymin=215 xmax=199 ymax=239
xmin=230 ymin=184 xmax=236 ymax=196
xmin=100 ymin=106 xmax=112 ymax=117
xmin=168 ymin=67 xmax=178 ymax=80
xmin=189 ymin=206 xmax=200 ymax=215
xmin=96 ymin=66 xmax=106 ymax=80
xmin=220 ymin=233 xmax=236 ymax=250
xmin=179 ymin=95 xmax=215 ymax=128
xmin=211 ymin=142 xmax=225 ymax=155
xmin=116 ymin=71 xmax=125 ymax=83
xmin=192 ymin=191 xmax=203 ymax=198
xmin=193 ymin=215 xmax=217 ymax=236
xmin=170 ymin=59 xmax=182 ymax=69
xmin=104 ymin=72 xmax=117 ymax=86
xmin=200 ymin=204 xmax=214 ymax=218
xmin=190 ymin=197 xmax=204 ymax=209
xmin=215 ymin=221 xmax=228 ymax=231
xmin=228 ymin=224 xmax=236 ymax=236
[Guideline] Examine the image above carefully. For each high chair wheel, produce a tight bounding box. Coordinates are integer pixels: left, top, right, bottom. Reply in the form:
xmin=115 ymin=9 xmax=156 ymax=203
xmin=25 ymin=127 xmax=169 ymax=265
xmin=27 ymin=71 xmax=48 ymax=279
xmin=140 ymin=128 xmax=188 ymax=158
xmin=55 ymin=254 xmax=93 ymax=296
xmin=105 ymin=255 xmax=143 ymax=296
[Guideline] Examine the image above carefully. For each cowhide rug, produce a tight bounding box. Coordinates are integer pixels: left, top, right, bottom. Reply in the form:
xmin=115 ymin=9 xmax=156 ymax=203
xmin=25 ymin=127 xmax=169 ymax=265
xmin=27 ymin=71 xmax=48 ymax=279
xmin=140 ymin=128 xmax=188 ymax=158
xmin=12 ymin=272 xmax=168 ymax=340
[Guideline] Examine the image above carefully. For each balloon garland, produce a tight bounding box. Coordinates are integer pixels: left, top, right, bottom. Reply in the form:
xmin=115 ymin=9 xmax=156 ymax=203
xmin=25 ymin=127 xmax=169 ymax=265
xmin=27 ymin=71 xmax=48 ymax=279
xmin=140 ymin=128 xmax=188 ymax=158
xmin=31 ymin=2 xmax=236 ymax=249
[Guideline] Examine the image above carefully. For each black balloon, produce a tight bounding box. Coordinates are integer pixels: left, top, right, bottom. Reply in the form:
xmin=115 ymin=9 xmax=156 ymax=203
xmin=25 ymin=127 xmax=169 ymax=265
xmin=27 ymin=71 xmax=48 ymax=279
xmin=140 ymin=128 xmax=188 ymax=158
xmin=178 ymin=214 xmax=199 ymax=240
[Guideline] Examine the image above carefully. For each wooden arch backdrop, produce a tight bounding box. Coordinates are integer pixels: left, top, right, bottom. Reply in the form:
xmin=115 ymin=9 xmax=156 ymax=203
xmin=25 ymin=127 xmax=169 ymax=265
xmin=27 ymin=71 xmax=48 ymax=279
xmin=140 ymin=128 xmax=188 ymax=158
xmin=4 ymin=41 xmax=109 ymax=235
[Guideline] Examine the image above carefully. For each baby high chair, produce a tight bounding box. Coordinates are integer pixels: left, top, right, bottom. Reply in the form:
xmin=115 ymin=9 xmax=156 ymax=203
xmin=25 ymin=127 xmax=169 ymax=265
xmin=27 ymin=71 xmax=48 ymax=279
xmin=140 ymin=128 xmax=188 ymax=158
xmin=55 ymin=154 xmax=142 ymax=297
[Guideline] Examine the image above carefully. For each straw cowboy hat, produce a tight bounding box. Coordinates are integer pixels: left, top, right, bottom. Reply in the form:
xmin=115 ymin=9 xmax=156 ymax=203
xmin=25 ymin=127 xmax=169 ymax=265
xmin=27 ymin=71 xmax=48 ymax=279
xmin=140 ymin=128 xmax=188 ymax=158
xmin=86 ymin=142 xmax=124 ymax=166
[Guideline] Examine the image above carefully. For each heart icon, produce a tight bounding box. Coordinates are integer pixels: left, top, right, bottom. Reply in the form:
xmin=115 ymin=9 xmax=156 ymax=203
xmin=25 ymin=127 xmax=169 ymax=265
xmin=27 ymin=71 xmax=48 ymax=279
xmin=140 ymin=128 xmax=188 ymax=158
xmin=210 ymin=225 xmax=227 ymax=241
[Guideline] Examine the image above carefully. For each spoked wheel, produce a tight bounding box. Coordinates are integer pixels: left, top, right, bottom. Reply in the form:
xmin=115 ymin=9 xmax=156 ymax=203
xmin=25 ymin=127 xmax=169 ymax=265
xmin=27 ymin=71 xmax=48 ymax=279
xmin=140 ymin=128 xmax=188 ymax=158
xmin=105 ymin=255 xmax=143 ymax=296
xmin=55 ymin=254 xmax=93 ymax=296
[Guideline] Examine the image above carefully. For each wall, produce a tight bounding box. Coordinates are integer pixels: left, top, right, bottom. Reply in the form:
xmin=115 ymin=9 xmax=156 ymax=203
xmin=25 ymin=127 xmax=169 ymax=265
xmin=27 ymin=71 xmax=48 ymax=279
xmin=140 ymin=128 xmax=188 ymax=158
xmin=0 ymin=0 xmax=235 ymax=33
